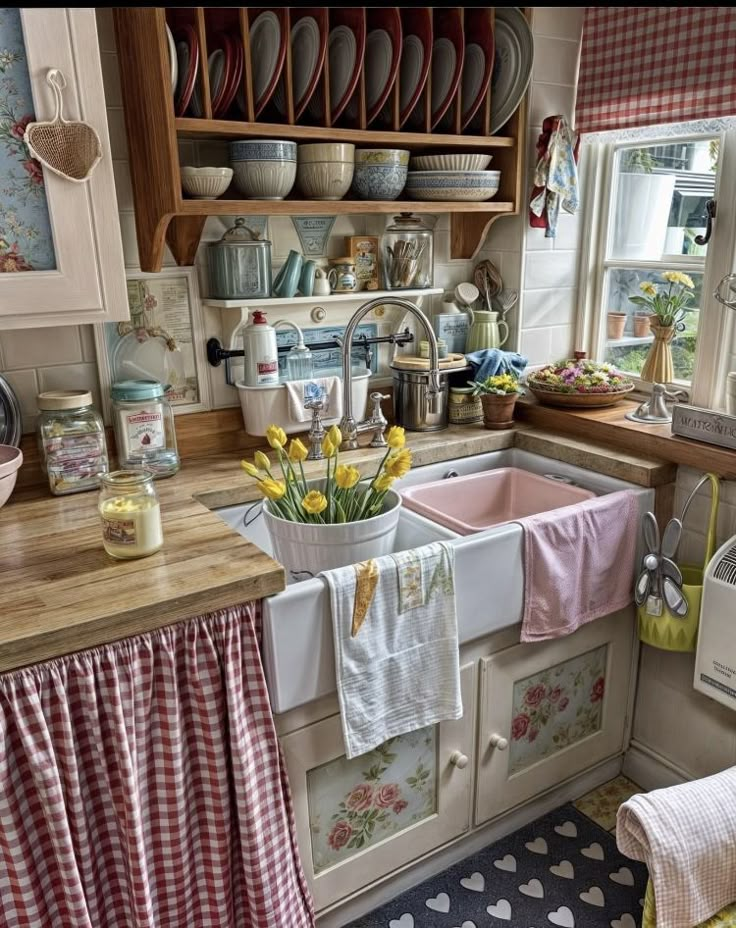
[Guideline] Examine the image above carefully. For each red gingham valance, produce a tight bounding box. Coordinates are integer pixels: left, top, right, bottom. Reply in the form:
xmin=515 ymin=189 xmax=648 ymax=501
xmin=575 ymin=7 xmax=736 ymax=135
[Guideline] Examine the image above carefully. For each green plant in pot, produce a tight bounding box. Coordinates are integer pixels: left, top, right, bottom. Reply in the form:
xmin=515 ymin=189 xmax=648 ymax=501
xmin=468 ymin=373 xmax=525 ymax=430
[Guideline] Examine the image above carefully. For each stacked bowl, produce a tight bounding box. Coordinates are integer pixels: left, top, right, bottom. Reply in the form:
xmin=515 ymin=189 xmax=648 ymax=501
xmin=351 ymin=149 xmax=410 ymax=201
xmin=229 ymin=139 xmax=297 ymax=200
xmin=406 ymin=153 xmax=500 ymax=202
xmin=297 ymin=143 xmax=355 ymax=200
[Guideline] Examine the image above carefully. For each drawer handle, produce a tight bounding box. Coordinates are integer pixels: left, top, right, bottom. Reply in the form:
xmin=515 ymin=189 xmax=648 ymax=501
xmin=449 ymin=750 xmax=469 ymax=769
xmin=489 ymin=733 xmax=509 ymax=751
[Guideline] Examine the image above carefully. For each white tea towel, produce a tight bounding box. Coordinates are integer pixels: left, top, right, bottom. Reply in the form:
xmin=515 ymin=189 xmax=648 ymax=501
xmin=322 ymin=541 xmax=462 ymax=758
xmin=617 ymin=765 xmax=736 ymax=928
xmin=284 ymin=376 xmax=342 ymax=424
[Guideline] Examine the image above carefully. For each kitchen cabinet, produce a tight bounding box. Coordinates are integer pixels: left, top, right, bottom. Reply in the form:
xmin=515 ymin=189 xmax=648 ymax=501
xmin=0 ymin=9 xmax=127 ymax=329
xmin=280 ymin=662 xmax=476 ymax=911
xmin=475 ymin=610 xmax=635 ymax=824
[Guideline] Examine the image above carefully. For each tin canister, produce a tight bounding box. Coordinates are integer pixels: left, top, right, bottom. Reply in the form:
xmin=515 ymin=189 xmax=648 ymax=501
xmin=207 ymin=218 xmax=272 ymax=299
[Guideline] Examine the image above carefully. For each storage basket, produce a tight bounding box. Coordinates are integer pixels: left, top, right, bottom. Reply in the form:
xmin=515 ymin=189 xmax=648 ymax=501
xmin=638 ymin=473 xmax=720 ymax=652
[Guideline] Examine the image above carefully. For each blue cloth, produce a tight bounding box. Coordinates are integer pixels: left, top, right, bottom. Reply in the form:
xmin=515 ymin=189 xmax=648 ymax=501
xmin=466 ymin=349 xmax=528 ymax=382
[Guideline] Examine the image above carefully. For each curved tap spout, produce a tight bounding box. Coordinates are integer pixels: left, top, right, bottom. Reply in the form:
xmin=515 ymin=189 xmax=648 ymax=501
xmin=338 ymin=297 xmax=440 ymax=450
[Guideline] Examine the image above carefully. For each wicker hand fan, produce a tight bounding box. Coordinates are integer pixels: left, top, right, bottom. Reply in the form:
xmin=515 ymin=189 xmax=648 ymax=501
xmin=23 ymin=69 xmax=102 ymax=183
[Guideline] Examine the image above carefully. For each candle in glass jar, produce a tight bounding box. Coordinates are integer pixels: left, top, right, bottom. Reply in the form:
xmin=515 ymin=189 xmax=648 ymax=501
xmin=98 ymin=471 xmax=163 ymax=559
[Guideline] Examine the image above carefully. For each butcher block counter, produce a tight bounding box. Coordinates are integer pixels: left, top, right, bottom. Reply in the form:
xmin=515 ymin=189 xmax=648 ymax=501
xmin=0 ymin=423 xmax=675 ymax=675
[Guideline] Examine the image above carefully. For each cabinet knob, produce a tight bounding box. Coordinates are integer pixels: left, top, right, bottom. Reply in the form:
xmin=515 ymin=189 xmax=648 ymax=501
xmin=449 ymin=750 xmax=469 ymax=769
xmin=489 ymin=733 xmax=509 ymax=751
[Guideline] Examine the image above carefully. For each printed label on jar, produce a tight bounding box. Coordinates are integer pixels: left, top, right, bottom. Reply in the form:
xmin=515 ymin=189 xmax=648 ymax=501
xmin=125 ymin=409 xmax=165 ymax=452
xmin=102 ymin=516 xmax=138 ymax=546
xmin=257 ymin=359 xmax=279 ymax=385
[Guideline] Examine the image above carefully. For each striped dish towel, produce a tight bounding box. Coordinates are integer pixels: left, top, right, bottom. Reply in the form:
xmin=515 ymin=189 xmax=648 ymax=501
xmin=616 ymin=766 xmax=736 ymax=928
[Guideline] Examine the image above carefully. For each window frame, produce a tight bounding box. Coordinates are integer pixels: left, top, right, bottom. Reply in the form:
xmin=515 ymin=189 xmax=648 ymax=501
xmin=577 ymin=128 xmax=736 ymax=409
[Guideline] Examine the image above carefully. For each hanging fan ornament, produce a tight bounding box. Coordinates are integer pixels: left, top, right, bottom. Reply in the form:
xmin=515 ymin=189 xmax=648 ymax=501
xmin=23 ymin=69 xmax=102 ymax=183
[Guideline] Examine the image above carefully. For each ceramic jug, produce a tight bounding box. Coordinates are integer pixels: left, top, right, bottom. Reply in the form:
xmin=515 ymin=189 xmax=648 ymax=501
xmin=465 ymin=308 xmax=509 ymax=351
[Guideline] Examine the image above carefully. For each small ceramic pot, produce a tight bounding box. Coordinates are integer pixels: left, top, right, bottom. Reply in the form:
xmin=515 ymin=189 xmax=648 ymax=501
xmin=312 ymin=268 xmax=331 ymax=296
xmin=480 ymin=393 xmax=517 ymax=430
xmin=633 ymin=314 xmax=652 ymax=338
xmin=607 ymin=312 xmax=627 ymax=340
xmin=328 ymin=259 xmax=357 ymax=292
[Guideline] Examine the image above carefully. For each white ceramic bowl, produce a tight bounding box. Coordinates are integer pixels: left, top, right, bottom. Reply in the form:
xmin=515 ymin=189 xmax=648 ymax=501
xmin=354 ymin=148 xmax=410 ymax=166
xmin=231 ymin=159 xmax=297 ymax=200
xmin=0 ymin=444 xmax=23 ymax=509
xmin=297 ymin=161 xmax=354 ymax=200
xmin=180 ymin=166 xmax=233 ymax=199
xmin=298 ymin=142 xmax=355 ymax=164
xmin=411 ymin=153 xmax=493 ymax=171
xmin=405 ymin=169 xmax=501 ymax=202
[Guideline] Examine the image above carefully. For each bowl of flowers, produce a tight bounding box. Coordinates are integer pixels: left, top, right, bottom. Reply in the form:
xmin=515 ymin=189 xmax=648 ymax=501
xmin=527 ymin=358 xmax=635 ymax=408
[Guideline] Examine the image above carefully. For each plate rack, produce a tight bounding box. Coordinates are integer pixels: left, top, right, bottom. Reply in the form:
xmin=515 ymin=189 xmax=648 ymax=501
xmin=113 ymin=7 xmax=530 ymax=273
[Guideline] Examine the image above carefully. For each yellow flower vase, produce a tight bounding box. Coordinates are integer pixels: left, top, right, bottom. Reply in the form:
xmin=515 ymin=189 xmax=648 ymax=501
xmin=640 ymin=321 xmax=675 ymax=383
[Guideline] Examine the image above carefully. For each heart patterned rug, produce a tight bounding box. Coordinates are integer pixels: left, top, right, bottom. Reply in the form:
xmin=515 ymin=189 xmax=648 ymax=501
xmin=345 ymin=803 xmax=648 ymax=928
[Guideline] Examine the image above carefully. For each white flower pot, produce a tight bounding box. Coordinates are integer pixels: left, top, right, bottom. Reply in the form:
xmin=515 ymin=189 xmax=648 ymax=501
xmin=263 ymin=485 xmax=402 ymax=581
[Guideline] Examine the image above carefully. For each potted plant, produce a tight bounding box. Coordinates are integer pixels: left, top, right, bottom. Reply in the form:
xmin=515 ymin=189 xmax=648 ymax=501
xmin=607 ymin=311 xmax=627 ymax=340
xmin=241 ymin=424 xmax=411 ymax=579
xmin=633 ymin=313 xmax=652 ymax=338
xmin=468 ymin=373 xmax=525 ymax=430
xmin=628 ymin=271 xmax=695 ymax=383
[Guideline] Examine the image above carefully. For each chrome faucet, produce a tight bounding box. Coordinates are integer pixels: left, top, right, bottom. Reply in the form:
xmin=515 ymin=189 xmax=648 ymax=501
xmin=338 ymin=297 xmax=441 ymax=451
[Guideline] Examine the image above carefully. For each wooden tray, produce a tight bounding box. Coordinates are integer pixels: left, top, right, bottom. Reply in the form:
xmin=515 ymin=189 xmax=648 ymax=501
xmin=391 ymin=353 xmax=469 ymax=370
xmin=528 ymin=383 xmax=635 ymax=408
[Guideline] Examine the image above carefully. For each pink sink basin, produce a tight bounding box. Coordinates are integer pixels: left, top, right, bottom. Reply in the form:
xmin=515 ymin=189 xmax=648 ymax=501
xmin=400 ymin=467 xmax=596 ymax=535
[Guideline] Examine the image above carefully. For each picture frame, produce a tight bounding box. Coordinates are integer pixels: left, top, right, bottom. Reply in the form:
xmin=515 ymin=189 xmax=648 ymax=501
xmin=94 ymin=267 xmax=211 ymax=422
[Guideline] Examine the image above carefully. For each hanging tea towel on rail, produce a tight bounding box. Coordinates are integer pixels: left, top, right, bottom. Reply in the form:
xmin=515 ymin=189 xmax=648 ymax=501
xmin=529 ymin=115 xmax=580 ymax=238
xmin=322 ymin=541 xmax=462 ymax=758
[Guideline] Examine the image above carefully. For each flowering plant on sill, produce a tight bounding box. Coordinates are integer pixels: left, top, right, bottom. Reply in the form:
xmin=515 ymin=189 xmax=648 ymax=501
xmin=628 ymin=270 xmax=695 ymax=327
xmin=241 ymin=424 xmax=412 ymax=524
xmin=468 ymin=373 xmax=525 ymax=397
xmin=529 ymin=359 xmax=633 ymax=394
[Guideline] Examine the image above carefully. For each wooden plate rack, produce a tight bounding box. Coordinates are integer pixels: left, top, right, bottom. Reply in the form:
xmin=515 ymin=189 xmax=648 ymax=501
xmin=113 ymin=8 xmax=530 ymax=273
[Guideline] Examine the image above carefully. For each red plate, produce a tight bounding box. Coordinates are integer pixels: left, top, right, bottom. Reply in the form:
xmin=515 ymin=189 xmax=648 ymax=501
xmin=214 ymin=33 xmax=243 ymax=117
xmin=430 ymin=9 xmax=465 ymax=130
xmin=292 ymin=8 xmax=328 ymax=121
xmin=210 ymin=35 xmax=232 ymax=117
xmin=399 ymin=8 xmax=432 ymax=128
xmin=174 ymin=24 xmax=199 ymax=118
xmin=251 ymin=8 xmax=288 ymax=118
xmin=330 ymin=8 xmax=366 ymax=123
xmin=365 ymin=8 xmax=402 ymax=125
xmin=461 ymin=8 xmax=494 ymax=131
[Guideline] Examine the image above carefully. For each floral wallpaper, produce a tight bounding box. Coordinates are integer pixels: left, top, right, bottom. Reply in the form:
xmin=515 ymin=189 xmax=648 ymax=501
xmin=307 ymin=726 xmax=438 ymax=873
xmin=0 ymin=8 xmax=55 ymax=272
xmin=509 ymin=644 xmax=607 ymax=776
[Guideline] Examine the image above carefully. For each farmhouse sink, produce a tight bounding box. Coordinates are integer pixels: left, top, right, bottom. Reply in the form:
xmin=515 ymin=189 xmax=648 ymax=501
xmin=213 ymin=448 xmax=654 ymax=712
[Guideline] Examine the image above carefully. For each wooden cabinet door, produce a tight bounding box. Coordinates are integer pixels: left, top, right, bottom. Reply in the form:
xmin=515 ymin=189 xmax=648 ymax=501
xmin=281 ymin=662 xmax=476 ymax=912
xmin=0 ymin=9 xmax=127 ymax=328
xmin=475 ymin=611 xmax=635 ymax=825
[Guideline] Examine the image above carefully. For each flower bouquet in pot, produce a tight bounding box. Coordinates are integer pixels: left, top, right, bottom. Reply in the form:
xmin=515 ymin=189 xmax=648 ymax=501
xmin=241 ymin=423 xmax=412 ymax=580
xmin=628 ymin=271 xmax=694 ymax=383
xmin=468 ymin=373 xmax=525 ymax=430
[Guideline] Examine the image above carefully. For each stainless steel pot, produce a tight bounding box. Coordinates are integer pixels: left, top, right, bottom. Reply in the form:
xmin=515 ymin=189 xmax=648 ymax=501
xmin=207 ymin=218 xmax=272 ymax=299
xmin=390 ymin=365 xmax=450 ymax=431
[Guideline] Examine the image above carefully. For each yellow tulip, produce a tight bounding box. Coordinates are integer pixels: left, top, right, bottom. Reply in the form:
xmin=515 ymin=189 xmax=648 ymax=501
xmin=302 ymin=490 xmax=328 ymax=514
xmin=373 ymin=472 xmax=395 ymax=492
xmin=258 ymin=477 xmax=286 ymax=501
xmin=328 ymin=424 xmax=342 ymax=447
xmin=265 ymin=424 xmax=287 ymax=449
xmin=335 ymin=464 xmax=360 ymax=489
xmin=288 ymin=437 xmax=308 ymax=463
xmin=386 ymin=425 xmax=405 ymax=449
xmin=241 ymin=460 xmax=260 ymax=478
xmin=384 ymin=448 xmax=412 ymax=479
xmin=254 ymin=450 xmax=271 ymax=472
xmin=321 ymin=435 xmax=337 ymax=458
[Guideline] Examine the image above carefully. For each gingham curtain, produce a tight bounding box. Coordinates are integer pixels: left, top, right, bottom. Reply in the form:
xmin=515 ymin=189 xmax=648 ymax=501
xmin=575 ymin=7 xmax=736 ymax=135
xmin=0 ymin=603 xmax=315 ymax=928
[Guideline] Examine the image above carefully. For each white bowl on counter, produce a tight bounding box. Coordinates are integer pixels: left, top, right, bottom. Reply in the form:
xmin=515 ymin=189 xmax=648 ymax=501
xmin=406 ymin=169 xmax=501 ymax=202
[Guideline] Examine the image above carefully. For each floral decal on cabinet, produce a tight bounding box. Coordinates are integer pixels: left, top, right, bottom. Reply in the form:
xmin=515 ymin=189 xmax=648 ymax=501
xmin=0 ymin=8 xmax=55 ymax=272
xmin=508 ymin=644 xmax=607 ymax=776
xmin=307 ymin=726 xmax=437 ymax=873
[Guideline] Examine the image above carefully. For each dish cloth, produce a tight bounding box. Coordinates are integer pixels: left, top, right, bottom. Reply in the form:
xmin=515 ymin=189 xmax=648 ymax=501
xmin=284 ymin=375 xmax=342 ymax=424
xmin=617 ymin=766 xmax=736 ymax=928
xmin=529 ymin=114 xmax=580 ymax=238
xmin=516 ymin=489 xmax=639 ymax=641
xmin=466 ymin=348 xmax=528 ymax=382
xmin=322 ymin=541 xmax=462 ymax=759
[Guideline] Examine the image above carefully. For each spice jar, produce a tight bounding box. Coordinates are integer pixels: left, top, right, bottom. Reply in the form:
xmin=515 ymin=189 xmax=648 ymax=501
xmin=111 ymin=380 xmax=179 ymax=477
xmin=36 ymin=390 xmax=108 ymax=495
xmin=99 ymin=470 xmax=163 ymax=559
xmin=381 ymin=213 xmax=434 ymax=290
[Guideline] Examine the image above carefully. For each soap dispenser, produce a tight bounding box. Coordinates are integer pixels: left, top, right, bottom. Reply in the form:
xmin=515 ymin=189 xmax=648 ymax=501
xmin=274 ymin=319 xmax=314 ymax=381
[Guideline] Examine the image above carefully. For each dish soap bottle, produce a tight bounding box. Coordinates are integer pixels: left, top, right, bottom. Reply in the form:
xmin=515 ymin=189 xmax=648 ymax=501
xmin=286 ymin=339 xmax=314 ymax=381
xmin=242 ymin=310 xmax=279 ymax=386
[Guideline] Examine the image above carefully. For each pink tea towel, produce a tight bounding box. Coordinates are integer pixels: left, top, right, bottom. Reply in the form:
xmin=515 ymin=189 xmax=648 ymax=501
xmin=518 ymin=489 xmax=639 ymax=641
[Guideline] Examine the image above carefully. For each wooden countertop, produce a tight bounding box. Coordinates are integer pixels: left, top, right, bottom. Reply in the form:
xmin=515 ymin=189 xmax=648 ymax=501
xmin=0 ymin=423 xmax=674 ymax=675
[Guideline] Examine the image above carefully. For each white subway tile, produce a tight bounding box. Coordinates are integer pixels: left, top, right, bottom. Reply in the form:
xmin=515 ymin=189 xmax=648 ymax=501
xmin=526 ymin=226 xmax=555 ymax=252
xmin=528 ymin=82 xmax=576 ymax=129
xmin=483 ymin=213 xmax=524 ymax=252
xmin=522 ymin=288 xmax=576 ymax=329
xmin=520 ymin=328 xmax=551 ymax=365
xmin=79 ymin=326 xmax=97 ymax=363
xmin=37 ymin=363 xmax=102 ymax=412
xmin=106 ymin=107 xmax=129 ymax=161
xmin=0 ymin=327 xmax=83 ymax=369
xmin=3 ymin=369 xmax=39 ymax=434
xmin=524 ymin=249 xmax=578 ymax=289
xmin=553 ymin=213 xmax=582 ymax=251
xmin=531 ymin=37 xmax=581 ymax=87
xmin=112 ymin=159 xmax=134 ymax=212
xmin=532 ymin=7 xmax=585 ymax=42
xmin=117 ymin=211 xmax=140 ymax=268
xmin=499 ymin=251 xmax=522 ymax=291
xmin=548 ymin=324 xmax=574 ymax=359
xmin=100 ymin=51 xmax=122 ymax=107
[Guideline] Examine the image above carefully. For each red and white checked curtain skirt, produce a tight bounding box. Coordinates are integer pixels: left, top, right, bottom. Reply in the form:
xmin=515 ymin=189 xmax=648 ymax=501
xmin=576 ymin=7 xmax=736 ymax=135
xmin=0 ymin=603 xmax=315 ymax=928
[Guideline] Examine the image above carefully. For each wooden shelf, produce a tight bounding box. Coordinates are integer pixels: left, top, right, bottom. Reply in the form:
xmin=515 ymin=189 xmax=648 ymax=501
xmin=113 ymin=8 xmax=529 ymax=273
xmin=204 ymin=287 xmax=443 ymax=309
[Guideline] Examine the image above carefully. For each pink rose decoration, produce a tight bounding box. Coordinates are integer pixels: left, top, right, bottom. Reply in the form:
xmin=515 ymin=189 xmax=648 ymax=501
xmin=528 ymin=727 xmax=539 ymax=743
xmin=511 ymin=713 xmax=530 ymax=740
xmin=548 ymin=686 xmax=563 ymax=704
xmin=22 ymin=159 xmax=44 ymax=185
xmin=327 ymin=820 xmax=352 ymax=851
xmin=558 ymin=697 xmax=570 ymax=712
xmin=374 ymin=783 xmax=401 ymax=808
xmin=11 ymin=114 xmax=33 ymax=140
xmin=591 ymin=676 xmax=605 ymax=703
xmin=346 ymin=783 xmax=373 ymax=811
xmin=393 ymin=799 xmax=408 ymax=815
xmin=524 ymin=683 xmax=547 ymax=707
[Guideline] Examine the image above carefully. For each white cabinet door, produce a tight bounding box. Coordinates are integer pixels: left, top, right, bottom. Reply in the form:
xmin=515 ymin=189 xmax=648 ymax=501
xmin=281 ymin=662 xmax=476 ymax=912
xmin=0 ymin=9 xmax=127 ymax=328
xmin=476 ymin=611 xmax=635 ymax=825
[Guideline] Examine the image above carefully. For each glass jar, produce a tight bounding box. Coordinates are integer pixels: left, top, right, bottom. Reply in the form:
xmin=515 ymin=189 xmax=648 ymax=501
xmin=448 ymin=386 xmax=483 ymax=425
xmin=98 ymin=470 xmax=163 ymax=559
xmin=36 ymin=390 xmax=108 ymax=495
xmin=381 ymin=213 xmax=434 ymax=290
xmin=111 ymin=380 xmax=179 ymax=477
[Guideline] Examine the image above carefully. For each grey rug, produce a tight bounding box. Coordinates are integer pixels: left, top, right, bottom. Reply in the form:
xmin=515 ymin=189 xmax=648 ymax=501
xmin=345 ymin=803 xmax=648 ymax=928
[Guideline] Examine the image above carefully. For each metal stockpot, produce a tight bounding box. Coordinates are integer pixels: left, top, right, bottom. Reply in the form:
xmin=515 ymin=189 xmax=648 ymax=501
xmin=207 ymin=218 xmax=272 ymax=299
xmin=390 ymin=365 xmax=450 ymax=431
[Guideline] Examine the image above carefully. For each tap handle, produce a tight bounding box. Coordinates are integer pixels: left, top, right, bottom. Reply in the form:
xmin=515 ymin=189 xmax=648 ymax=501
xmin=369 ymin=392 xmax=389 ymax=422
